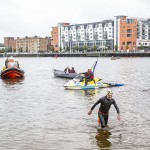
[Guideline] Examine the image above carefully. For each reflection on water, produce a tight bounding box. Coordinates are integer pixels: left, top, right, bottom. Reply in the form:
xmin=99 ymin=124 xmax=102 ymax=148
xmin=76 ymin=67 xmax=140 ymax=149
xmin=0 ymin=57 xmax=150 ymax=150
xmin=84 ymin=90 xmax=96 ymax=97
xmin=95 ymin=130 xmax=112 ymax=148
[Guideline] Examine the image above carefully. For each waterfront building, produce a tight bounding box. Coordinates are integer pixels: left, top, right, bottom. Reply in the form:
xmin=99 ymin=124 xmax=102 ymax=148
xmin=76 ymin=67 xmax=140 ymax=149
xmin=52 ymin=21 xmax=114 ymax=52
xmin=4 ymin=37 xmax=16 ymax=52
xmin=51 ymin=23 xmax=70 ymax=51
xmin=114 ymin=16 xmax=137 ymax=51
xmin=51 ymin=26 xmax=59 ymax=51
xmin=137 ymin=18 xmax=150 ymax=50
xmin=16 ymin=36 xmax=50 ymax=53
xmin=0 ymin=43 xmax=5 ymax=50
xmin=59 ymin=21 xmax=114 ymax=52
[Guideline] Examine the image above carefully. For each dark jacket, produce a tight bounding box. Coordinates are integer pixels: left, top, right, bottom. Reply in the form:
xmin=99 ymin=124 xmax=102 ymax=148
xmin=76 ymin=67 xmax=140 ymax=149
xmin=91 ymin=96 xmax=120 ymax=115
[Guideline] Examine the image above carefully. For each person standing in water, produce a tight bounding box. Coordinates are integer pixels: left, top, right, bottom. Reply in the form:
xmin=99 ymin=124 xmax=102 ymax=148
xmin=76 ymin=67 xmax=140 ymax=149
xmin=88 ymin=90 xmax=120 ymax=129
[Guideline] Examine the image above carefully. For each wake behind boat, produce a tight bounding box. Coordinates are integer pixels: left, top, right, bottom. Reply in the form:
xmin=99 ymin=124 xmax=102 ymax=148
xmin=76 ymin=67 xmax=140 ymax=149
xmin=1 ymin=56 xmax=24 ymax=79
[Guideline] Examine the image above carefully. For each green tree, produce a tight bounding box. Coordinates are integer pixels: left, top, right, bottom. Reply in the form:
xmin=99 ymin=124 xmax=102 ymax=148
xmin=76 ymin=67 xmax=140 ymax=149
xmin=50 ymin=46 xmax=55 ymax=52
xmin=92 ymin=45 xmax=97 ymax=51
xmin=126 ymin=45 xmax=129 ymax=50
xmin=19 ymin=48 xmax=23 ymax=52
xmin=139 ymin=44 xmax=144 ymax=50
xmin=13 ymin=48 xmax=16 ymax=52
xmin=0 ymin=48 xmax=5 ymax=53
xmin=114 ymin=45 xmax=118 ymax=51
xmin=84 ymin=45 xmax=88 ymax=51
xmin=66 ymin=46 xmax=70 ymax=51
xmin=74 ymin=45 xmax=79 ymax=51
xmin=59 ymin=46 xmax=62 ymax=51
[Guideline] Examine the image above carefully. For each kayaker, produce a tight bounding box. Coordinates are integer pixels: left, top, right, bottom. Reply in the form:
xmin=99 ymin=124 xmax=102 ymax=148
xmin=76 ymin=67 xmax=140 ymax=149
xmin=84 ymin=68 xmax=94 ymax=86
xmin=70 ymin=67 xmax=76 ymax=73
xmin=88 ymin=90 xmax=121 ymax=129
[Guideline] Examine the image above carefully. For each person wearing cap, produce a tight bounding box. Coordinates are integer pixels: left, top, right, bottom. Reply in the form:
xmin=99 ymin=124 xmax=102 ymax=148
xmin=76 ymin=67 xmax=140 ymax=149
xmin=88 ymin=90 xmax=120 ymax=129
xmin=84 ymin=68 xmax=94 ymax=86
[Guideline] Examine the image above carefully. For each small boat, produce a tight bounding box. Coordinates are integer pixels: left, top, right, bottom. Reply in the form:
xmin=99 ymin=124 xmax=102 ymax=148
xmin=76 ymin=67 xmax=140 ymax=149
xmin=53 ymin=69 xmax=78 ymax=79
xmin=1 ymin=57 xmax=24 ymax=79
xmin=64 ymin=77 xmax=124 ymax=90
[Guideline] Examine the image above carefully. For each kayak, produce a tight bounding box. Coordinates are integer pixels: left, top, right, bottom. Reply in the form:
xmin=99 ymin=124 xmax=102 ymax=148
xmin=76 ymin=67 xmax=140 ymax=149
xmin=64 ymin=77 xmax=124 ymax=90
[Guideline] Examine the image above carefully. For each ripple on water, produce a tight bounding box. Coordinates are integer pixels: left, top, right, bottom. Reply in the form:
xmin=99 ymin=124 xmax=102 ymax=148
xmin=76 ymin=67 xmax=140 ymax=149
xmin=0 ymin=57 xmax=150 ymax=149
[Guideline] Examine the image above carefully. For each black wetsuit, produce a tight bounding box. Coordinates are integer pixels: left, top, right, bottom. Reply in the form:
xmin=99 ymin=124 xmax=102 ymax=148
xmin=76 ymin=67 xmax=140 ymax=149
xmin=91 ymin=96 xmax=120 ymax=128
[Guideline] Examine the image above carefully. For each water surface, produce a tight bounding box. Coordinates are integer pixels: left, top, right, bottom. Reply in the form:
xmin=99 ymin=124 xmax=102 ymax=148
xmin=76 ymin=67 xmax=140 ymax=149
xmin=0 ymin=57 xmax=150 ymax=150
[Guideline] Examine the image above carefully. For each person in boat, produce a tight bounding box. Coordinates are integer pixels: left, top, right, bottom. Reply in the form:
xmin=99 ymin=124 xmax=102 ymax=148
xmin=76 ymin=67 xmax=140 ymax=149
xmin=5 ymin=58 xmax=9 ymax=68
xmin=70 ymin=67 xmax=76 ymax=73
xmin=88 ymin=90 xmax=120 ymax=129
xmin=84 ymin=68 xmax=94 ymax=86
xmin=64 ymin=67 xmax=71 ymax=73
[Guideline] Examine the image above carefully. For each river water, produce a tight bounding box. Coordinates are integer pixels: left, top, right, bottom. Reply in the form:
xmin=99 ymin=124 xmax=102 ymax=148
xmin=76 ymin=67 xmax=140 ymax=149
xmin=0 ymin=57 xmax=150 ymax=150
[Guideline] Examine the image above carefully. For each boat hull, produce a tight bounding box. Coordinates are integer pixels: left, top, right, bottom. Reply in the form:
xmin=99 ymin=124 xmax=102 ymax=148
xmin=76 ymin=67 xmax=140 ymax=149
xmin=64 ymin=78 xmax=124 ymax=90
xmin=1 ymin=67 xmax=24 ymax=79
xmin=53 ymin=69 xmax=78 ymax=79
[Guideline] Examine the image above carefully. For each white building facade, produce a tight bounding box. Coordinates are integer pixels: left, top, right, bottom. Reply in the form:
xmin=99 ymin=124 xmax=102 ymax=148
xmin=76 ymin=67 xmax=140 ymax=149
xmin=58 ymin=20 xmax=114 ymax=52
xmin=137 ymin=18 xmax=150 ymax=50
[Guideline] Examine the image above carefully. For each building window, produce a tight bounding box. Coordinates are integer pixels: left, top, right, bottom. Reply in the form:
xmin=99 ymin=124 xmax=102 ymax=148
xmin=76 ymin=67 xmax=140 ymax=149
xmin=127 ymin=29 xmax=132 ymax=33
xmin=127 ymin=41 xmax=132 ymax=45
xmin=122 ymin=42 xmax=125 ymax=45
xmin=127 ymin=34 xmax=132 ymax=37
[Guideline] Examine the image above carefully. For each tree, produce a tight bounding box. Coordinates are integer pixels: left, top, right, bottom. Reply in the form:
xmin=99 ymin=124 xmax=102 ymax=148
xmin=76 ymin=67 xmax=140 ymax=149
xmin=74 ymin=45 xmax=79 ymax=51
xmin=50 ymin=46 xmax=55 ymax=52
xmin=59 ymin=46 xmax=62 ymax=51
xmin=114 ymin=45 xmax=118 ymax=51
xmin=84 ymin=45 xmax=88 ymax=51
xmin=92 ymin=44 xmax=97 ymax=51
xmin=18 ymin=48 xmax=23 ymax=52
xmin=139 ymin=44 xmax=144 ymax=50
xmin=13 ymin=48 xmax=16 ymax=52
xmin=126 ymin=45 xmax=129 ymax=50
xmin=66 ymin=46 xmax=70 ymax=51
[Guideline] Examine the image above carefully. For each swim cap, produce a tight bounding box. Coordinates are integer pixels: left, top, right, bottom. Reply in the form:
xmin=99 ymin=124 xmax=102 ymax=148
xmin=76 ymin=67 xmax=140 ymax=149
xmin=107 ymin=89 xmax=113 ymax=95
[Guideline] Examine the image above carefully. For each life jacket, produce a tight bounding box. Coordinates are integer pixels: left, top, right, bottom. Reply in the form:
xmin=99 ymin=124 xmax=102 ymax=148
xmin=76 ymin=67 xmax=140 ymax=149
xmin=85 ymin=71 xmax=94 ymax=79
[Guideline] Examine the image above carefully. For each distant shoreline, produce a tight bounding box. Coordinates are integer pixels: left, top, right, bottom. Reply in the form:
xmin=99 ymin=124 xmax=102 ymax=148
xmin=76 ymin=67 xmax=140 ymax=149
xmin=0 ymin=52 xmax=150 ymax=57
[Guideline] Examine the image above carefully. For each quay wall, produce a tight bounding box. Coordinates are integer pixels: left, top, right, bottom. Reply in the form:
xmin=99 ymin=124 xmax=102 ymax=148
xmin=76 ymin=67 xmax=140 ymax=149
xmin=0 ymin=52 xmax=150 ymax=57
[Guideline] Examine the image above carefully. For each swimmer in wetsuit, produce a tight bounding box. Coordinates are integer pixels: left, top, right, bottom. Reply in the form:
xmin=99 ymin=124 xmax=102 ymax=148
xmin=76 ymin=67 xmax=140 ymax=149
xmin=88 ymin=90 xmax=121 ymax=129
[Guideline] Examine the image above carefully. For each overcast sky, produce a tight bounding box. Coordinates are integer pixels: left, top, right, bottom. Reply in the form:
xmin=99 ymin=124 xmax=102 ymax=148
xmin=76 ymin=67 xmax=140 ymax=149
xmin=0 ymin=0 xmax=150 ymax=42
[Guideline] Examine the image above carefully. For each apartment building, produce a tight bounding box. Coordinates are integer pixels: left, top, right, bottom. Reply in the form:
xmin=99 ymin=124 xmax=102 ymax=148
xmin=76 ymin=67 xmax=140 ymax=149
xmin=51 ymin=26 xmax=59 ymax=51
xmin=16 ymin=36 xmax=49 ymax=53
xmin=4 ymin=37 xmax=16 ymax=51
xmin=58 ymin=20 xmax=114 ymax=51
xmin=114 ymin=16 xmax=137 ymax=51
xmin=51 ymin=23 xmax=70 ymax=51
xmin=137 ymin=18 xmax=150 ymax=49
